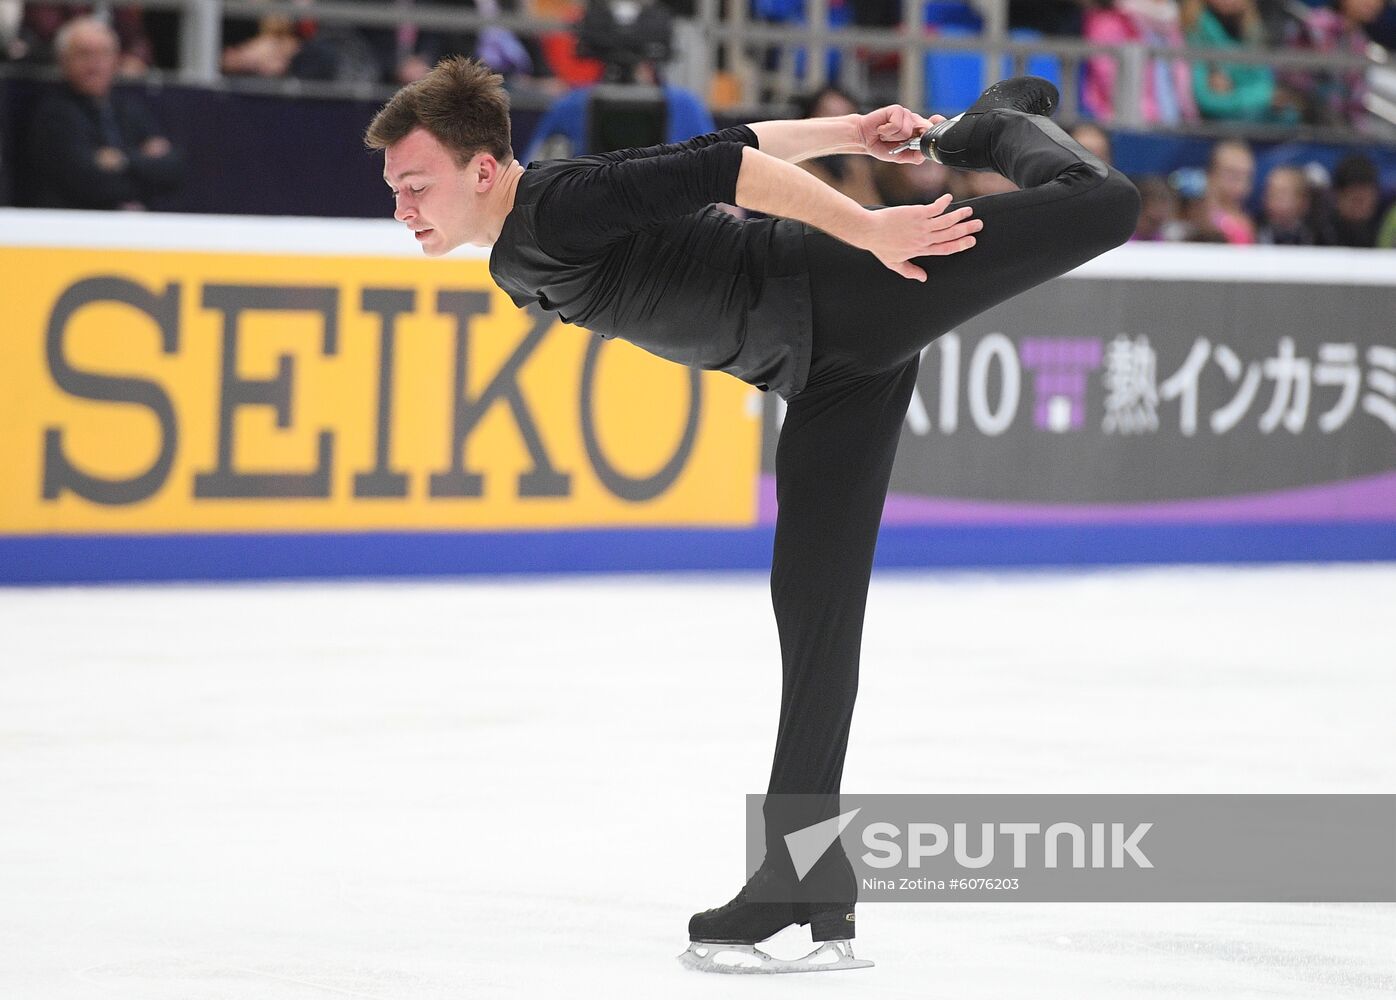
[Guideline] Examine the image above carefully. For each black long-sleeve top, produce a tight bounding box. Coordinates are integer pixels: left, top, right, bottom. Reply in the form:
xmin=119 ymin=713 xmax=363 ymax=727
xmin=26 ymin=84 xmax=185 ymax=210
xmin=488 ymin=126 xmax=813 ymax=400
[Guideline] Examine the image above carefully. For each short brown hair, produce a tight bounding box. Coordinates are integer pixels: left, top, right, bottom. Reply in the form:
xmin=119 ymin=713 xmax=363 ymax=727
xmin=364 ymin=56 xmax=512 ymax=165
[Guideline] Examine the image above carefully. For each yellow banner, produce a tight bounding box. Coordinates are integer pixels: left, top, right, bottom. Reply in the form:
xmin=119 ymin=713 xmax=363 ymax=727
xmin=0 ymin=248 xmax=760 ymax=534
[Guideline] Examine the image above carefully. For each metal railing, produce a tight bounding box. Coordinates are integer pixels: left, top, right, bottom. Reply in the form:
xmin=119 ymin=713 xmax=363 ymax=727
xmin=689 ymin=0 xmax=1390 ymax=131
xmin=7 ymin=0 xmax=1393 ymax=136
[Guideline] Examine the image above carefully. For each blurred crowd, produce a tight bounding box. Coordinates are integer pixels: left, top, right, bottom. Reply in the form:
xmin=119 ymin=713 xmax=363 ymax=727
xmin=3 ymin=1 xmax=1394 ymax=121
xmin=1133 ymin=139 xmax=1396 ymax=245
xmin=0 ymin=0 xmax=634 ymax=90
xmin=1 ymin=0 xmax=1393 ymax=247
xmin=1080 ymin=0 xmax=1392 ymax=130
xmin=796 ymin=83 xmax=1396 ymax=247
xmin=747 ymin=0 xmax=1396 ymax=130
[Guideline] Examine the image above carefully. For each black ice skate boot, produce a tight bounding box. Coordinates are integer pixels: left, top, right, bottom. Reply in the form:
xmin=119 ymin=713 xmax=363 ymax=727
xmin=686 ymin=857 xmax=801 ymax=945
xmin=678 ymin=855 xmax=871 ymax=974
xmin=919 ymin=75 xmax=1060 ymax=172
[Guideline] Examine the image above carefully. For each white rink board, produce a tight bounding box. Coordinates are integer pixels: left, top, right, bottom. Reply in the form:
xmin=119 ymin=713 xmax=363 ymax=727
xmin=3 ymin=207 xmax=1396 ymax=284
xmin=0 ymin=564 xmax=1393 ymax=999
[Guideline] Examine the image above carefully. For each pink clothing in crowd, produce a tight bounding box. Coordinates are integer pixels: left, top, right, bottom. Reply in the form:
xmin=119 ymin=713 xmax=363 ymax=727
xmin=1083 ymin=0 xmax=1198 ymax=124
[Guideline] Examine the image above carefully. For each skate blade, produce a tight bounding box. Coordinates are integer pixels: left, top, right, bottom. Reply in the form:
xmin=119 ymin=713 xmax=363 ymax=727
xmin=889 ymin=135 xmax=923 ymax=155
xmin=677 ymin=939 xmax=873 ymax=975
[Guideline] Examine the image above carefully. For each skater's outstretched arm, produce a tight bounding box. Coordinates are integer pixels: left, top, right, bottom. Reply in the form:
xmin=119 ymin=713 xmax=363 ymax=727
xmin=747 ymin=106 xmax=943 ymax=164
xmin=535 ymin=134 xmax=979 ymax=280
xmin=733 ymin=146 xmax=981 ymax=280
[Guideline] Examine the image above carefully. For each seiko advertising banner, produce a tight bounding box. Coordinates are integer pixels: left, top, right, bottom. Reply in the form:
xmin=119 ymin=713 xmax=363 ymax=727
xmin=0 ymin=219 xmax=759 ymax=570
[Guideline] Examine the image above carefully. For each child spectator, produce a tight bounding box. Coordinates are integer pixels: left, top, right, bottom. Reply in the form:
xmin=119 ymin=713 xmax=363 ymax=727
xmin=1202 ymin=138 xmax=1258 ymax=243
xmin=1171 ymin=165 xmax=1232 ymax=241
xmin=1083 ymin=0 xmax=1198 ymax=125
xmin=1132 ymin=174 xmax=1187 ymax=240
xmin=1257 ymin=165 xmax=1318 ymax=244
xmin=1282 ymin=0 xmax=1383 ymax=128
xmin=1317 ymin=153 xmax=1391 ymax=246
xmin=1182 ymin=0 xmax=1299 ymax=123
xmin=1070 ymin=122 xmax=1114 ymax=165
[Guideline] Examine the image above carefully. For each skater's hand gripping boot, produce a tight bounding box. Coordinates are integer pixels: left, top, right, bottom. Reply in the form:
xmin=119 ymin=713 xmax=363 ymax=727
xmin=891 ymin=76 xmax=1061 ymax=171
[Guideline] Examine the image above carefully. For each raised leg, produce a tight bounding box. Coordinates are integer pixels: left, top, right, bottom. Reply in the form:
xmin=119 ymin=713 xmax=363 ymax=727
xmin=804 ymin=110 xmax=1141 ymax=373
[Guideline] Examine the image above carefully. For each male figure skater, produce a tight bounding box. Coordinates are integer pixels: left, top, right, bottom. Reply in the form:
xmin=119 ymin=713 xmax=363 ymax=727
xmin=366 ymin=58 xmax=1139 ymax=973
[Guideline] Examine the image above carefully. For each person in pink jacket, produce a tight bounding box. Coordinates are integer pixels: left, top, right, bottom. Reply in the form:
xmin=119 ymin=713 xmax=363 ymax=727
xmin=1083 ymin=0 xmax=1199 ymax=124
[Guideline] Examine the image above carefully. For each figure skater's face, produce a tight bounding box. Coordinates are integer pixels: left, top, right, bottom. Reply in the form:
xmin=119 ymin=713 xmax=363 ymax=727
xmin=383 ymin=127 xmax=500 ymax=256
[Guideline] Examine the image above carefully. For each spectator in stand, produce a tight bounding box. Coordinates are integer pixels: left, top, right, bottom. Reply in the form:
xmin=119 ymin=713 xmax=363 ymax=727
xmin=1132 ymin=174 xmax=1187 ymax=240
xmin=343 ymin=0 xmax=459 ymax=85
xmin=1083 ymin=0 xmax=1198 ymax=125
xmin=1202 ymin=139 xmax=1258 ymax=242
xmin=1317 ymin=153 xmax=1390 ymax=246
xmin=1170 ymin=165 xmax=1232 ymax=241
xmin=1182 ymin=0 xmax=1300 ymax=123
xmin=795 ymin=86 xmax=881 ymax=205
xmin=1070 ymin=122 xmax=1113 ymax=165
xmin=346 ymin=0 xmax=535 ymax=86
xmin=524 ymin=2 xmax=711 ymax=161
xmin=1256 ymin=165 xmax=1318 ymax=244
xmin=221 ymin=4 xmax=318 ymax=79
xmin=25 ymin=17 xmax=182 ymax=209
xmin=525 ymin=69 xmax=713 ymax=161
xmin=1282 ymin=0 xmax=1384 ymax=128
xmin=15 ymin=3 xmax=151 ymax=72
xmin=231 ymin=0 xmax=395 ymax=85
xmin=536 ymin=0 xmax=603 ymax=89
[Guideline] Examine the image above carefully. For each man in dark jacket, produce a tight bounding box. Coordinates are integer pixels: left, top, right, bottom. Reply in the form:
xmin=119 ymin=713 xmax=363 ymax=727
xmin=25 ymin=16 xmax=183 ymax=209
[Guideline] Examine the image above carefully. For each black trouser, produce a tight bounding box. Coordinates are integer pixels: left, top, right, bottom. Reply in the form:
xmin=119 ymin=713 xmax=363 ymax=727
xmin=763 ymin=113 xmax=1140 ymax=867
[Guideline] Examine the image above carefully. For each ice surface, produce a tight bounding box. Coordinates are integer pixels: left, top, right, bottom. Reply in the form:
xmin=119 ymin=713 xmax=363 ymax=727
xmin=2 ymin=564 xmax=1393 ymax=998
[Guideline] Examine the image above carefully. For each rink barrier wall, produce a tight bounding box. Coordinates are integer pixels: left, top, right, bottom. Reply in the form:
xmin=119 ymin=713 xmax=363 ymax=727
xmin=1 ymin=210 xmax=1393 ymax=582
